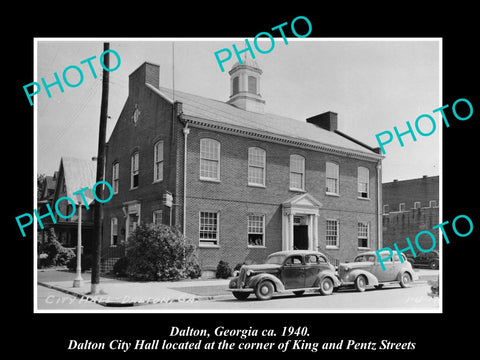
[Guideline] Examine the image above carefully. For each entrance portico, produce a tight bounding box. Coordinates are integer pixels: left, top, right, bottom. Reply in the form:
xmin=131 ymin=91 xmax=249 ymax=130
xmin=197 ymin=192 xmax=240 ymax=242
xmin=281 ymin=193 xmax=322 ymax=251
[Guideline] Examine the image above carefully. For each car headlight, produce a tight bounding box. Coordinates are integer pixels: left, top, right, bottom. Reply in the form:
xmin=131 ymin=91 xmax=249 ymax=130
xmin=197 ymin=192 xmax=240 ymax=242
xmin=344 ymin=266 xmax=350 ymax=272
xmin=246 ymin=270 xmax=252 ymax=276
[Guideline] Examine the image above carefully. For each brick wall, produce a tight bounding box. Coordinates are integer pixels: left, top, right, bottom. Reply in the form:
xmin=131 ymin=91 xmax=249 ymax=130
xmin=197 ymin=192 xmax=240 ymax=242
xmin=184 ymin=125 xmax=380 ymax=267
xmin=383 ymin=176 xmax=439 ymax=212
xmin=383 ymin=207 xmax=440 ymax=251
xmin=102 ymin=67 xmax=177 ymax=249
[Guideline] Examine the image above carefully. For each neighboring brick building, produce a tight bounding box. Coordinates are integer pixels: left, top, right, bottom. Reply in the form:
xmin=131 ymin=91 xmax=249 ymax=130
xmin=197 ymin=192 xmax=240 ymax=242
xmin=382 ymin=175 xmax=440 ymax=251
xmin=102 ymin=60 xmax=384 ymax=273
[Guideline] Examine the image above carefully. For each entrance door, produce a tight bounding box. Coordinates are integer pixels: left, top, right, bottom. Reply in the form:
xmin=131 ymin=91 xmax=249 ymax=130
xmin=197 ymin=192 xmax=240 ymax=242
xmin=294 ymin=225 xmax=309 ymax=250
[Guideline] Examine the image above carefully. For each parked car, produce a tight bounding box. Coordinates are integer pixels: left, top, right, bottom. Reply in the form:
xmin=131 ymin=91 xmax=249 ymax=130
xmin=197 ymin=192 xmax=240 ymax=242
xmin=406 ymin=250 xmax=439 ymax=269
xmin=228 ymin=250 xmax=341 ymax=300
xmin=338 ymin=251 xmax=418 ymax=292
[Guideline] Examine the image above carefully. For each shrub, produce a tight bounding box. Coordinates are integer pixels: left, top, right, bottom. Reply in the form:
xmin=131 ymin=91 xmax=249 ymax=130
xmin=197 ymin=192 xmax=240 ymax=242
xmin=125 ymin=223 xmax=200 ymax=281
xmin=54 ymin=246 xmax=75 ymax=266
xmin=113 ymin=257 xmax=129 ymax=277
xmin=66 ymin=254 xmax=92 ymax=272
xmin=38 ymin=229 xmax=74 ymax=267
xmin=216 ymin=260 xmax=233 ymax=279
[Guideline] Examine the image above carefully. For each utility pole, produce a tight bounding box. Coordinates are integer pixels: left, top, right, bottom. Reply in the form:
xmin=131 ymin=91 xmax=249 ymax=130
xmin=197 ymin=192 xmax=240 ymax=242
xmin=91 ymin=42 xmax=110 ymax=294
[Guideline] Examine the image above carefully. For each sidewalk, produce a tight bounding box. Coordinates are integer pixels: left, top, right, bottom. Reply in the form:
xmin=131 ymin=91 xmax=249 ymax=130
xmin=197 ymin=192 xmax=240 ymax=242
xmin=37 ymin=268 xmax=438 ymax=307
xmin=37 ymin=269 xmax=231 ymax=307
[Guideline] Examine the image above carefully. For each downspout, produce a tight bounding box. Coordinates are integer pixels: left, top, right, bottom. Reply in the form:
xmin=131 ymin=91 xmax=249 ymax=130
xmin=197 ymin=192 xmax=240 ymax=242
xmin=376 ymin=161 xmax=383 ymax=250
xmin=182 ymin=122 xmax=189 ymax=236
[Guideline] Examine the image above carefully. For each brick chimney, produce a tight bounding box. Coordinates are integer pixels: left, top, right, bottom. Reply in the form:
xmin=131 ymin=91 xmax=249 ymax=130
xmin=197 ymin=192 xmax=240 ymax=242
xmin=129 ymin=62 xmax=160 ymax=94
xmin=306 ymin=111 xmax=338 ymax=131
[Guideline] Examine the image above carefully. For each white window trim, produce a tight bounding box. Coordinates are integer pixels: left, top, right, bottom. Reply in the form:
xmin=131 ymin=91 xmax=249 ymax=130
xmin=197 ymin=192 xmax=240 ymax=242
xmin=357 ymin=221 xmax=370 ymax=249
xmin=112 ymin=162 xmax=119 ymax=194
xmin=110 ymin=217 xmax=118 ymax=247
xmin=357 ymin=166 xmax=370 ymax=199
xmin=199 ymin=138 xmax=221 ymax=182
xmin=247 ymin=147 xmax=266 ymax=187
xmin=289 ymin=154 xmax=305 ymax=191
xmin=130 ymin=152 xmax=139 ymax=189
xmin=399 ymin=203 xmax=406 ymax=212
xmin=326 ymin=161 xmax=339 ymax=196
xmin=152 ymin=209 xmax=163 ymax=225
xmin=199 ymin=211 xmax=220 ymax=248
xmin=247 ymin=214 xmax=266 ymax=248
xmin=153 ymin=141 xmax=164 ymax=183
xmin=383 ymin=204 xmax=390 ymax=214
xmin=325 ymin=219 xmax=339 ymax=249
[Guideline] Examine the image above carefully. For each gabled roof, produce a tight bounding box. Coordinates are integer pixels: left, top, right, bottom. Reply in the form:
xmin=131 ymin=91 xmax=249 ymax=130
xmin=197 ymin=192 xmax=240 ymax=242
xmin=150 ymin=85 xmax=381 ymax=160
xmin=57 ymin=157 xmax=97 ymax=205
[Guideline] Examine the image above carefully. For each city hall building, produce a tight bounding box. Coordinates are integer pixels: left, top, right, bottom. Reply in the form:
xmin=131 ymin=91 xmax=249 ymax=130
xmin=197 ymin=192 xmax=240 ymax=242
xmin=102 ymin=59 xmax=384 ymax=272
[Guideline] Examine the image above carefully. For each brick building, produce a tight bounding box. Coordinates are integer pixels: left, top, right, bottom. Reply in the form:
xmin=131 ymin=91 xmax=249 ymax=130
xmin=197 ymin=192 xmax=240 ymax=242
xmin=382 ymin=175 xmax=440 ymax=250
xmin=102 ymin=60 xmax=384 ymax=273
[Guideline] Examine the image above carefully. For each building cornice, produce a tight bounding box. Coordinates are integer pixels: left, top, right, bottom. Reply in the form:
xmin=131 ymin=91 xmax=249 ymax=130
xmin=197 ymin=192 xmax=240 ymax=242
xmin=181 ymin=114 xmax=384 ymax=162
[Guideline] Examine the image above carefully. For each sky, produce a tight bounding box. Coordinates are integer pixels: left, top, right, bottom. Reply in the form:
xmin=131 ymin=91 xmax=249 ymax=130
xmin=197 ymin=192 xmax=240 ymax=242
xmin=35 ymin=38 xmax=440 ymax=183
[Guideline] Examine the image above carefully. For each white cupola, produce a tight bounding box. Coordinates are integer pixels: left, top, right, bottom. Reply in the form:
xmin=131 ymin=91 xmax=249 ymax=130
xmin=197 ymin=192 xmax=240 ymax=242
xmin=227 ymin=58 xmax=265 ymax=114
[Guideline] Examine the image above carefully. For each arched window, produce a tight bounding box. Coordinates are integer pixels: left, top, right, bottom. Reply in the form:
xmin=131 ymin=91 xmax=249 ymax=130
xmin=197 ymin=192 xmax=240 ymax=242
xmin=131 ymin=152 xmax=139 ymax=189
xmin=248 ymin=147 xmax=266 ymax=186
xmin=290 ymin=155 xmax=305 ymax=191
xmin=153 ymin=141 xmax=164 ymax=182
xmin=112 ymin=162 xmax=119 ymax=194
xmin=200 ymin=138 xmax=220 ymax=181
xmin=326 ymin=162 xmax=339 ymax=195
xmin=358 ymin=166 xmax=369 ymax=198
xmin=232 ymin=76 xmax=239 ymax=95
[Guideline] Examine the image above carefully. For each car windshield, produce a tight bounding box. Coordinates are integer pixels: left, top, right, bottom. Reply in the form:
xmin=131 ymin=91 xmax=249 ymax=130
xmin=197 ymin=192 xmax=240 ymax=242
xmin=265 ymin=254 xmax=285 ymax=265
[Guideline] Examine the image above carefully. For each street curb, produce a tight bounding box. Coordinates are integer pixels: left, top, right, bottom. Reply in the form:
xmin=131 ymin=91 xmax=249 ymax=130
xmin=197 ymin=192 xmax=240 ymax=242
xmin=38 ymin=281 xmax=232 ymax=307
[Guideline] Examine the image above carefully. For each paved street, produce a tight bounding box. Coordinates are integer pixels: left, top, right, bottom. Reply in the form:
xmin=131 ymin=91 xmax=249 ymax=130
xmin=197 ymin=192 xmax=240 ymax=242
xmin=136 ymin=283 xmax=439 ymax=311
xmin=36 ymin=268 xmax=439 ymax=311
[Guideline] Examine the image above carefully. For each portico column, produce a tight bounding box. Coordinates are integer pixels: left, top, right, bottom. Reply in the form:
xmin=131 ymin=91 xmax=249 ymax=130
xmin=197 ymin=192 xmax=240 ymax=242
xmin=307 ymin=215 xmax=313 ymax=250
xmin=313 ymin=214 xmax=319 ymax=251
xmin=288 ymin=213 xmax=294 ymax=250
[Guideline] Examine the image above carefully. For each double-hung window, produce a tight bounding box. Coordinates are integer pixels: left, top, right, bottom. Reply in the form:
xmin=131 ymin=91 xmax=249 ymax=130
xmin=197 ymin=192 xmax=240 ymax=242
xmin=248 ymin=147 xmax=266 ymax=186
xmin=358 ymin=167 xmax=369 ymax=198
xmin=326 ymin=162 xmax=339 ymax=195
xmin=326 ymin=219 xmax=339 ymax=248
xmin=358 ymin=222 xmax=369 ymax=248
xmin=110 ymin=217 xmax=118 ymax=246
xmin=131 ymin=152 xmax=139 ymax=189
xmin=199 ymin=211 xmax=219 ymax=246
xmin=200 ymin=139 xmax=220 ymax=181
xmin=248 ymin=214 xmax=265 ymax=247
xmin=112 ymin=162 xmax=119 ymax=194
xmin=290 ymin=155 xmax=305 ymax=191
xmin=153 ymin=141 xmax=164 ymax=182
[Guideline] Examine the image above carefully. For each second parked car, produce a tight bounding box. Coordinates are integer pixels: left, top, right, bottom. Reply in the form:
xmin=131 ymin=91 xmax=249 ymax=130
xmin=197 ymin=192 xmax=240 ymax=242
xmin=338 ymin=251 xmax=418 ymax=292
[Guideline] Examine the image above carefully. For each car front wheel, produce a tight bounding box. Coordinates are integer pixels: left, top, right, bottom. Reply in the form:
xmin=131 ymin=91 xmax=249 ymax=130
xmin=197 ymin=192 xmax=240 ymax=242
xmin=355 ymin=275 xmax=367 ymax=292
xmin=255 ymin=280 xmax=275 ymax=300
xmin=319 ymin=277 xmax=334 ymax=295
xmin=232 ymin=291 xmax=250 ymax=300
xmin=400 ymin=272 xmax=412 ymax=288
